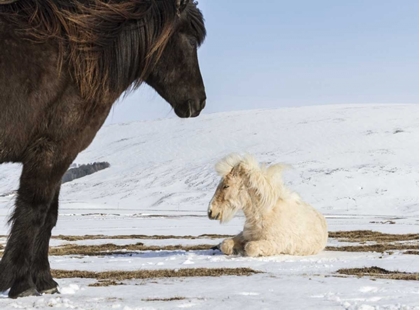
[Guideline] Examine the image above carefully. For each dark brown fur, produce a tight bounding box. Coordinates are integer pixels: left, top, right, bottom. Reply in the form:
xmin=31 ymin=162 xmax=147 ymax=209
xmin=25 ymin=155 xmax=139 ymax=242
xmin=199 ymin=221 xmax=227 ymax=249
xmin=0 ymin=0 xmax=206 ymax=298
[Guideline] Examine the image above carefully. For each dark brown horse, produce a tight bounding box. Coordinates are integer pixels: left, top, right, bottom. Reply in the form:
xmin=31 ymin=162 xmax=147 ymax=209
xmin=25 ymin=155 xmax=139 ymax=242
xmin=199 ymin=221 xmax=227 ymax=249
xmin=0 ymin=0 xmax=206 ymax=298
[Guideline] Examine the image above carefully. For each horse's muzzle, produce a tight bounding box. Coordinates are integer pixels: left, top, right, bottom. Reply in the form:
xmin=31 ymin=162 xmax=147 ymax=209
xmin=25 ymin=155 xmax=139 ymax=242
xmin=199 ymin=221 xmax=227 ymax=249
xmin=174 ymin=98 xmax=206 ymax=118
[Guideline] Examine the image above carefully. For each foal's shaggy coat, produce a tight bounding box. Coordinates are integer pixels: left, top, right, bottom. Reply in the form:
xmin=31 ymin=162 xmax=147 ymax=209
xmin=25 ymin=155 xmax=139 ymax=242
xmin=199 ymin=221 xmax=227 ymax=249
xmin=208 ymin=154 xmax=328 ymax=257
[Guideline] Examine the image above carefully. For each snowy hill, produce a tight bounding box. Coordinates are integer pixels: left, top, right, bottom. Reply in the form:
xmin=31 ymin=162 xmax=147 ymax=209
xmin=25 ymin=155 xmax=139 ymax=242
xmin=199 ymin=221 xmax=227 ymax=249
xmin=0 ymin=104 xmax=418 ymax=309
xmin=0 ymin=104 xmax=418 ymax=217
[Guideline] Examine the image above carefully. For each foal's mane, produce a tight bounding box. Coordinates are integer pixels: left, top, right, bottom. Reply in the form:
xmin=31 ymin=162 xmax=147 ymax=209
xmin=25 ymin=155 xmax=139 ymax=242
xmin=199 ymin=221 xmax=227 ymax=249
xmin=216 ymin=154 xmax=291 ymax=209
xmin=0 ymin=0 xmax=205 ymax=102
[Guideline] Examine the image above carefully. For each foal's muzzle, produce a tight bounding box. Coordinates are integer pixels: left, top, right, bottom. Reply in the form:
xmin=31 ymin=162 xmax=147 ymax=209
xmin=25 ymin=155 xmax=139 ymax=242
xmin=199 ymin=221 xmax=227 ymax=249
xmin=208 ymin=208 xmax=220 ymax=220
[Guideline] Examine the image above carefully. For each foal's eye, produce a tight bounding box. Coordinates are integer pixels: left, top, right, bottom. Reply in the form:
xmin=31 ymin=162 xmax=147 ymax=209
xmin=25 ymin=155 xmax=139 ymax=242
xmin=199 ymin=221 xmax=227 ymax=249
xmin=223 ymin=185 xmax=229 ymax=189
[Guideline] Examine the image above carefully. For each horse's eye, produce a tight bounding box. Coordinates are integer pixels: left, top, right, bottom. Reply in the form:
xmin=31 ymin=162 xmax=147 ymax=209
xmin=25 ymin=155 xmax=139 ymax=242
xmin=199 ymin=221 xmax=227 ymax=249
xmin=223 ymin=185 xmax=229 ymax=189
xmin=189 ymin=38 xmax=197 ymax=48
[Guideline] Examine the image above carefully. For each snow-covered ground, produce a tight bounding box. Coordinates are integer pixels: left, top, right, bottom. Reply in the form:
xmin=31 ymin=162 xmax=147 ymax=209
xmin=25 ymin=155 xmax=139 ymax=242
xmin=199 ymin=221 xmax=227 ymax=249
xmin=0 ymin=104 xmax=418 ymax=309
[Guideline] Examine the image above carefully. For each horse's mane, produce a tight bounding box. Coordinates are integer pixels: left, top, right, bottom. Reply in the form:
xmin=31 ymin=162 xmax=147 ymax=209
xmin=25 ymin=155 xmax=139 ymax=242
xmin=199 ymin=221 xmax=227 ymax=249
xmin=0 ymin=0 xmax=205 ymax=102
xmin=216 ymin=153 xmax=294 ymax=209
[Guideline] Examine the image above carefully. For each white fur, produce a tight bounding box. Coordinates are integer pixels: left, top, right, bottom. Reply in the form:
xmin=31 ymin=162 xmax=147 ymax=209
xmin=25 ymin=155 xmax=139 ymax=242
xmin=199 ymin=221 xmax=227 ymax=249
xmin=215 ymin=153 xmax=243 ymax=176
xmin=208 ymin=153 xmax=328 ymax=257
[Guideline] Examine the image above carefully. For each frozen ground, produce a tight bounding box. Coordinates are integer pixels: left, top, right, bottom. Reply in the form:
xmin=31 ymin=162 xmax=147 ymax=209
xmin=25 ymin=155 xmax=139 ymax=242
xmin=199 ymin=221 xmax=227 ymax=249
xmin=0 ymin=104 xmax=418 ymax=309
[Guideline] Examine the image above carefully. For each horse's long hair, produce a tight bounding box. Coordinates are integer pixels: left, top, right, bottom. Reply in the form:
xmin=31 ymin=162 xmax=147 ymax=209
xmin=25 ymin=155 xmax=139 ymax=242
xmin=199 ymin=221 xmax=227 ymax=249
xmin=0 ymin=0 xmax=205 ymax=101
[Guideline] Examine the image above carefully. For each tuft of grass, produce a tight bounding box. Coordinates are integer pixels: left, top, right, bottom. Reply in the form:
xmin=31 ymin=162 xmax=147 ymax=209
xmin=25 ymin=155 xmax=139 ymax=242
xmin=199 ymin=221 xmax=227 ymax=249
xmin=393 ymin=129 xmax=404 ymax=134
xmin=143 ymin=297 xmax=187 ymax=302
xmin=88 ymin=280 xmax=124 ymax=287
xmin=336 ymin=266 xmax=418 ymax=281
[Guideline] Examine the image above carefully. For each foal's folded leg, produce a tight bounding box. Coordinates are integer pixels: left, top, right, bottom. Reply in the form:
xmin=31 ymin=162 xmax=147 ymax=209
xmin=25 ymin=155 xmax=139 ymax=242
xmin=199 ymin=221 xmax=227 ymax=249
xmin=244 ymin=240 xmax=276 ymax=257
xmin=219 ymin=233 xmax=245 ymax=255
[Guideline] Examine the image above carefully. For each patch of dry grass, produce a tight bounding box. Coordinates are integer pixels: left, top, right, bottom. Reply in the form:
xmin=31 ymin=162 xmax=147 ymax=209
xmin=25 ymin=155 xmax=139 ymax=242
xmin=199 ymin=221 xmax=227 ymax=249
xmin=326 ymin=243 xmax=418 ymax=253
xmin=336 ymin=266 xmax=419 ymax=281
xmin=48 ymin=243 xmax=216 ymax=256
xmin=53 ymin=234 xmax=233 ymax=241
xmin=64 ymin=267 xmax=259 ymax=287
xmin=142 ymin=297 xmax=187 ymax=302
xmin=50 ymin=230 xmax=418 ymax=243
xmin=329 ymin=230 xmax=418 ymax=243
xmin=326 ymin=230 xmax=418 ymax=254
xmin=88 ymin=280 xmax=124 ymax=287
xmin=52 ymin=267 xmax=260 ymax=283
xmin=1 ymin=230 xmax=418 ymax=257
xmin=403 ymin=250 xmax=419 ymax=255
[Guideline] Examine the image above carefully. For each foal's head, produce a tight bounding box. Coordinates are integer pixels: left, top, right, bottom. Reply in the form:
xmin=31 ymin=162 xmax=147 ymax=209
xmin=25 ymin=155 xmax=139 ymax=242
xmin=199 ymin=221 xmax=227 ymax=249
xmin=208 ymin=154 xmax=288 ymax=223
xmin=208 ymin=155 xmax=249 ymax=223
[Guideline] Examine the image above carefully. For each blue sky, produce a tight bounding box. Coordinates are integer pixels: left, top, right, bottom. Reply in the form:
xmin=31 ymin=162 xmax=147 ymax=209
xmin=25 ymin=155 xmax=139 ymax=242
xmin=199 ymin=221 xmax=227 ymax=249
xmin=106 ymin=0 xmax=419 ymax=124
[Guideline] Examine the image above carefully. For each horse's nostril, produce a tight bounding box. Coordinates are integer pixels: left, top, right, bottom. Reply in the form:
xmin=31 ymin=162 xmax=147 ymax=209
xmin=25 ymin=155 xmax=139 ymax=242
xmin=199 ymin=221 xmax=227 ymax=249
xmin=200 ymin=99 xmax=206 ymax=110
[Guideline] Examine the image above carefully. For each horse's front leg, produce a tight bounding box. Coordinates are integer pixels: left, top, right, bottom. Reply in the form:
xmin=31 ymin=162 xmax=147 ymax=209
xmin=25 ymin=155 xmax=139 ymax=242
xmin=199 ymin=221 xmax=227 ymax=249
xmin=0 ymin=149 xmax=71 ymax=298
xmin=31 ymin=186 xmax=61 ymax=294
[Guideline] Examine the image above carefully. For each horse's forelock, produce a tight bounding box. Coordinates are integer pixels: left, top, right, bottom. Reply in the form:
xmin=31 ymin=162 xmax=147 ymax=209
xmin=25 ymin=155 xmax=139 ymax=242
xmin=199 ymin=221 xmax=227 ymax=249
xmin=184 ymin=1 xmax=206 ymax=46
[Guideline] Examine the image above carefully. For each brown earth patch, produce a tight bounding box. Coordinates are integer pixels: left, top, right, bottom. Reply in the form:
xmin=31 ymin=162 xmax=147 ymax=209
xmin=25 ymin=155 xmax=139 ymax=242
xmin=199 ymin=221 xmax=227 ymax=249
xmin=336 ymin=266 xmax=419 ymax=281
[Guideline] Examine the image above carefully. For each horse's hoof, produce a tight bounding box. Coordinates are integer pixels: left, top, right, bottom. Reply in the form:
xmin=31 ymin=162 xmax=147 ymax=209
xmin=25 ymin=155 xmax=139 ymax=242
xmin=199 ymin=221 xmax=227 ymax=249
xmin=41 ymin=287 xmax=60 ymax=295
xmin=34 ymin=277 xmax=59 ymax=295
xmin=9 ymin=287 xmax=41 ymax=299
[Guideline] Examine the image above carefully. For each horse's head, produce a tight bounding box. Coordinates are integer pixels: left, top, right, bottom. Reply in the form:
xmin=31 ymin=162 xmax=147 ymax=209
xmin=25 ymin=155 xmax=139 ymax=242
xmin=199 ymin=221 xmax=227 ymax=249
xmin=208 ymin=155 xmax=249 ymax=223
xmin=145 ymin=0 xmax=206 ymax=118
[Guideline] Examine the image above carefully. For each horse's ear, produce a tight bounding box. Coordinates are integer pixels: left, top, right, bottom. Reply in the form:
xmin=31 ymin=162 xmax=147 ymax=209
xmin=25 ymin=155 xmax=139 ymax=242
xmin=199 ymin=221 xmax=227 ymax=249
xmin=176 ymin=0 xmax=189 ymax=16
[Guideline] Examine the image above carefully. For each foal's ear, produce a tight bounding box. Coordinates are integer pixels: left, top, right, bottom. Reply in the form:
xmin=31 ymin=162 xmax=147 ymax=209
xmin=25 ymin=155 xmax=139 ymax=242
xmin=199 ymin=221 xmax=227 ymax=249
xmin=231 ymin=163 xmax=244 ymax=177
xmin=176 ymin=0 xmax=189 ymax=16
